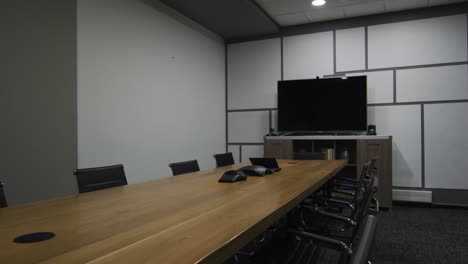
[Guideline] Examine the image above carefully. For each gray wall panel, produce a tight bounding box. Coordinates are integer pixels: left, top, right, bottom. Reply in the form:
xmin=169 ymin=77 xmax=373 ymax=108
xmin=0 ymin=0 xmax=78 ymax=205
xmin=242 ymin=145 xmax=264 ymax=163
xmin=368 ymin=105 xmax=422 ymax=187
xmin=228 ymin=145 xmax=241 ymax=164
xmin=228 ymin=39 xmax=281 ymax=109
xmin=425 ymin=103 xmax=468 ymax=189
xmin=283 ymin=31 xmax=334 ymax=79
xmin=397 ymin=65 xmax=468 ymax=102
xmin=228 ymin=111 xmax=269 ymax=143
xmin=347 ymin=71 xmax=394 ymax=104
xmin=336 ymin=27 xmax=366 ymax=72
xmin=368 ymin=14 xmax=467 ymax=68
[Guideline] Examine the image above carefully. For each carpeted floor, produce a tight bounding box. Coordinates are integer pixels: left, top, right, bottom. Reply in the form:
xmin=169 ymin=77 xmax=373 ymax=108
xmin=371 ymin=204 xmax=468 ymax=264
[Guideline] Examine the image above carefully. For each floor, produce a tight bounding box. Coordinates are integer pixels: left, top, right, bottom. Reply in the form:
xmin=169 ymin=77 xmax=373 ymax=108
xmin=372 ymin=204 xmax=468 ymax=264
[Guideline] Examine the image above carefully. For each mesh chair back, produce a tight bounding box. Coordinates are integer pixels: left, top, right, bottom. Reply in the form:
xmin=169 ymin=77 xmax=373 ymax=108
xmin=213 ymin=153 xmax=235 ymax=167
xmin=351 ymin=160 xmax=376 ymax=207
xmin=352 ymin=176 xmax=379 ymax=240
xmin=74 ymin=164 xmax=127 ymax=193
xmin=169 ymin=160 xmax=200 ymax=176
xmin=0 ymin=182 xmax=7 ymax=208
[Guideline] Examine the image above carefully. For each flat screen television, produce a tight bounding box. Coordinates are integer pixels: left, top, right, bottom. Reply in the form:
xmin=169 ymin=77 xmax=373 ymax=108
xmin=278 ymin=76 xmax=367 ymax=134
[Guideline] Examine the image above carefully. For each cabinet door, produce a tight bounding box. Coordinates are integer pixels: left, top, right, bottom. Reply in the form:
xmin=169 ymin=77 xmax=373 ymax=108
xmin=357 ymin=139 xmax=393 ymax=208
xmin=264 ymin=139 xmax=293 ymax=159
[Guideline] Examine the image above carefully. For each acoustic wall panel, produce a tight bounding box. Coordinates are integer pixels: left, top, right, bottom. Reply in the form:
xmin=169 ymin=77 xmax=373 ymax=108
xmin=368 ymin=105 xmax=422 ymax=187
xmin=283 ymin=31 xmax=334 ymax=80
xmin=425 ymin=103 xmax=468 ymax=189
xmin=336 ymin=27 xmax=365 ymax=72
xmin=228 ymin=111 xmax=269 ymax=143
xmin=347 ymin=71 xmax=394 ymax=104
xmin=228 ymin=145 xmax=240 ymax=164
xmin=368 ymin=14 xmax=467 ymax=68
xmin=228 ymin=39 xmax=281 ymax=110
xmin=397 ymin=65 xmax=468 ymax=102
xmin=242 ymin=145 xmax=265 ymax=162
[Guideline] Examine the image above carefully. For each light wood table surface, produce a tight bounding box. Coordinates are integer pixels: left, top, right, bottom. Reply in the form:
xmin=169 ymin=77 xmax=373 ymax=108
xmin=0 ymin=160 xmax=346 ymax=264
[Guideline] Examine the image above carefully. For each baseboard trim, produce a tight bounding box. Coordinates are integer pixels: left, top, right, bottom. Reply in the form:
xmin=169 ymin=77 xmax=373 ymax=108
xmin=393 ymin=189 xmax=432 ymax=203
xmin=393 ymin=201 xmax=468 ymax=210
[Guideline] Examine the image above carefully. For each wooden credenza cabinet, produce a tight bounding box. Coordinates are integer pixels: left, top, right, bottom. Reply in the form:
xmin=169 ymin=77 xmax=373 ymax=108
xmin=264 ymin=135 xmax=393 ymax=208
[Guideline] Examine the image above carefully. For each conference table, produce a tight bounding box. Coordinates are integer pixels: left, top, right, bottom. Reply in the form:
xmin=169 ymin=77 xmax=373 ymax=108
xmin=0 ymin=160 xmax=346 ymax=264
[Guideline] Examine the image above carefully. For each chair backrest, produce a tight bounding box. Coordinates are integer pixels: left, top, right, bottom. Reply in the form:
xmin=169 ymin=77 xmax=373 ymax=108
xmin=0 ymin=182 xmax=7 ymax=208
xmin=349 ymin=215 xmax=378 ymax=264
xmin=351 ymin=160 xmax=376 ymax=207
xmin=74 ymin=164 xmax=127 ymax=193
xmin=213 ymin=152 xmax=235 ymax=167
xmin=352 ymin=176 xmax=379 ymax=240
xmin=169 ymin=160 xmax=200 ymax=176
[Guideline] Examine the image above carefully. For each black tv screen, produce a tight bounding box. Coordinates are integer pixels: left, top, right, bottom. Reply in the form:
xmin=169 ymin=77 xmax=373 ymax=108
xmin=278 ymin=76 xmax=367 ymax=133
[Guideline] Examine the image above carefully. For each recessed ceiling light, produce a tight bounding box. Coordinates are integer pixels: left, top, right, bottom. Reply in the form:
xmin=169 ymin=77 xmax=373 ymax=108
xmin=312 ymin=0 xmax=326 ymax=7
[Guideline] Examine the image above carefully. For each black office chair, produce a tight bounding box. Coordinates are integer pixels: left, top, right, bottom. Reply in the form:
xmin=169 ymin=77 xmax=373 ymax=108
xmin=334 ymin=160 xmax=376 ymax=191
xmin=286 ymin=214 xmax=377 ymax=264
xmin=169 ymin=160 xmax=200 ymax=176
xmin=330 ymin=160 xmax=379 ymax=213
xmin=283 ymin=177 xmax=379 ymax=264
xmin=74 ymin=164 xmax=128 ymax=193
xmin=0 ymin=181 xmax=7 ymax=208
xmin=245 ymin=214 xmax=377 ymax=264
xmin=213 ymin=152 xmax=235 ymax=167
xmin=299 ymin=175 xmax=379 ymax=241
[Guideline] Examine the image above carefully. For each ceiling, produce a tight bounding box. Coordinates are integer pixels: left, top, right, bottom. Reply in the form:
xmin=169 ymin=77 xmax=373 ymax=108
xmin=257 ymin=0 xmax=468 ymax=26
xmin=159 ymin=0 xmax=468 ymax=41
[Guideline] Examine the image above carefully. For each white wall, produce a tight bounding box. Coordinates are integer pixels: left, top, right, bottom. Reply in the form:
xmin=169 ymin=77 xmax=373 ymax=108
xmin=77 ymin=0 xmax=225 ymax=182
xmin=227 ymin=13 xmax=468 ymax=197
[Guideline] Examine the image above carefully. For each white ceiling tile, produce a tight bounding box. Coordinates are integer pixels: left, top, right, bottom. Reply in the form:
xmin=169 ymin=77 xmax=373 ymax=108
xmin=274 ymin=13 xmax=310 ymax=26
xmin=343 ymin=1 xmax=386 ymax=17
xmin=258 ymin=0 xmax=313 ymax=16
xmin=384 ymin=0 xmax=428 ymax=12
xmin=327 ymin=0 xmax=382 ymax=8
xmin=305 ymin=7 xmax=346 ymax=22
xmin=255 ymin=0 xmax=467 ymax=26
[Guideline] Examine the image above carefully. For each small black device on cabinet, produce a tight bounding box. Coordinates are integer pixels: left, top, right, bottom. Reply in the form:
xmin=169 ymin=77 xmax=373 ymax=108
xmin=367 ymin=125 xmax=377 ymax=135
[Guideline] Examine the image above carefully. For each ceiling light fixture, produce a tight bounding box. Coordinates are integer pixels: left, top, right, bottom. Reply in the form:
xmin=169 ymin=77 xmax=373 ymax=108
xmin=312 ymin=0 xmax=326 ymax=7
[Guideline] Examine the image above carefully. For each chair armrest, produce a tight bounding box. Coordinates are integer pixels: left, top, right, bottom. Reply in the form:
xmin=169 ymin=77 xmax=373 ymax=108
xmin=303 ymin=205 xmax=356 ymax=226
xmin=334 ymin=183 xmax=358 ymax=191
xmin=369 ymin=197 xmax=379 ymax=212
xmin=335 ymin=177 xmax=358 ymax=185
xmin=332 ymin=190 xmax=355 ymax=197
xmin=288 ymin=228 xmax=353 ymax=255
xmin=317 ymin=197 xmax=354 ymax=210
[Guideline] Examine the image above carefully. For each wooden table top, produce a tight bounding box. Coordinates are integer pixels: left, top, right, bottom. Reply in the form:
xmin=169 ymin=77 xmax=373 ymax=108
xmin=0 ymin=160 xmax=346 ymax=264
